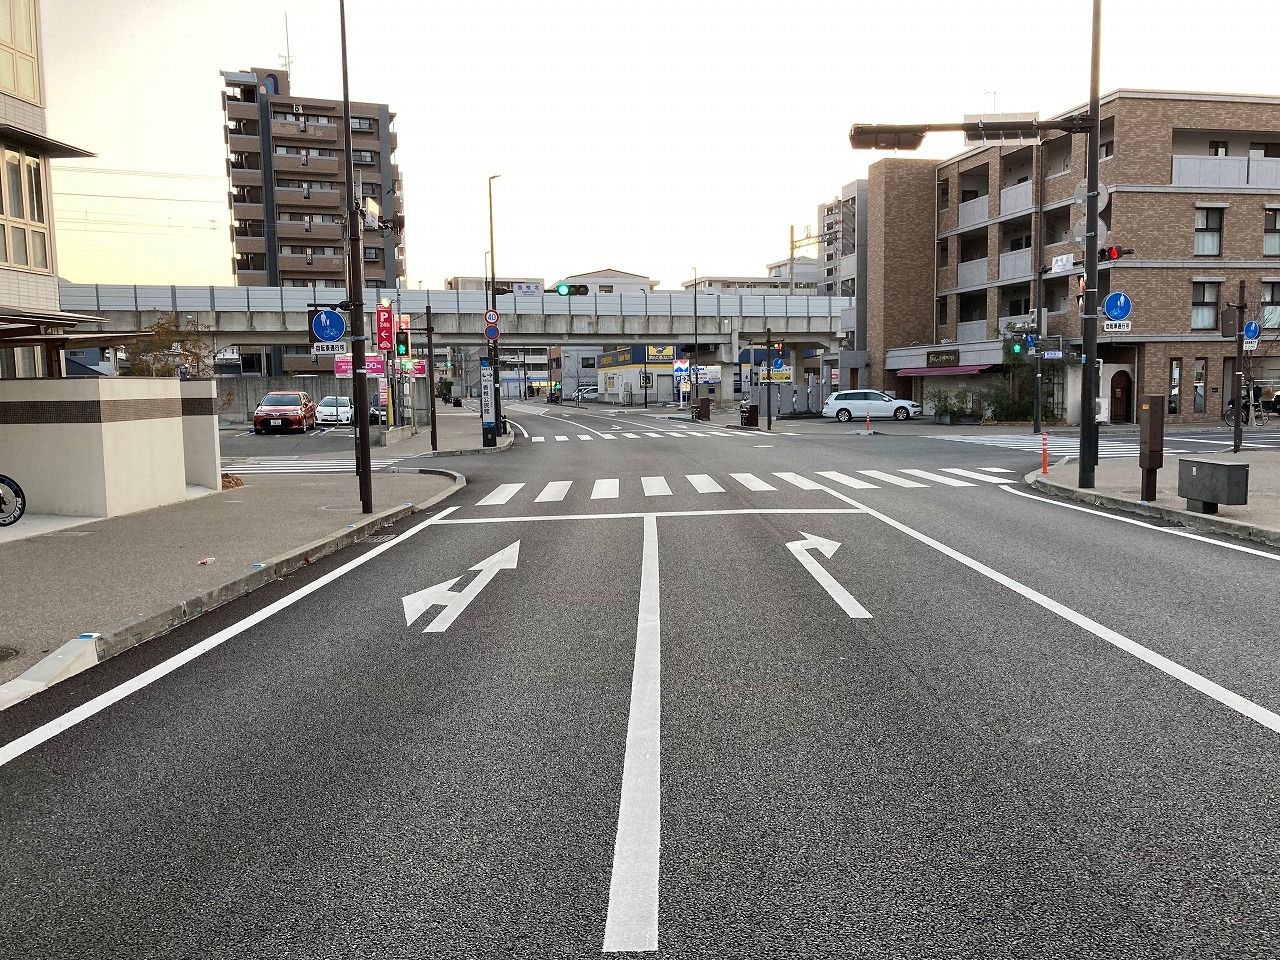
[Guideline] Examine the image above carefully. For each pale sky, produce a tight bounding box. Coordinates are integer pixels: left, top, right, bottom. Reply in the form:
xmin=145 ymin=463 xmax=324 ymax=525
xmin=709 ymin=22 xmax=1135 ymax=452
xmin=37 ymin=1 xmax=1280 ymax=292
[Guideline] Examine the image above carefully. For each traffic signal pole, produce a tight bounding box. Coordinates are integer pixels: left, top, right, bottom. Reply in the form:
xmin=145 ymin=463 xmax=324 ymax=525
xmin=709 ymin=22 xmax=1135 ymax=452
xmin=1078 ymin=0 xmax=1102 ymax=488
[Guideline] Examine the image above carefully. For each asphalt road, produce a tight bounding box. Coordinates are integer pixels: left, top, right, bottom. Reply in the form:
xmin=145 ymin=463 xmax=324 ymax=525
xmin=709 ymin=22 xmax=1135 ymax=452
xmin=3 ymin=414 xmax=1279 ymax=958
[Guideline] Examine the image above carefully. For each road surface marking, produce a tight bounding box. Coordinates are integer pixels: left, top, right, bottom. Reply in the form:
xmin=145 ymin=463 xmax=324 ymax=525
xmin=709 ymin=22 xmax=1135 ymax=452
xmin=623 ymin=433 xmax=640 ymax=439
xmin=685 ymin=431 xmax=708 ymax=437
xmin=592 ymin=479 xmax=620 ymax=499
xmin=686 ymin=474 xmax=724 ymax=494
xmin=730 ymin=472 xmax=776 ymax=491
xmin=941 ymin=467 xmax=1015 ymax=484
xmin=535 ymin=481 xmax=573 ymax=503
xmin=644 ymin=432 xmax=663 ymax=438
xmin=978 ymin=467 xmax=1016 ymax=473
xmin=707 ymin=431 xmax=732 ymax=437
xmin=857 ymin=470 xmax=927 ymax=488
xmin=402 ymin=541 xmax=520 ymax=633
xmin=786 ymin=532 xmax=872 ymax=618
xmin=436 ymin=508 xmax=865 ymax=525
xmin=506 ymin=419 xmax=531 ymax=438
xmin=555 ymin=435 xmax=570 ymax=442
xmin=601 ymin=433 xmax=616 ymax=439
xmin=0 ymin=506 xmax=463 ymax=769
xmin=811 ymin=480 xmax=1280 ymax=737
xmin=579 ymin=435 xmax=594 ymax=441
xmin=774 ymin=471 xmax=826 ymax=491
xmin=603 ymin=513 xmax=661 ymax=953
xmin=899 ymin=469 xmax=976 ymax=487
xmin=477 ymin=483 xmax=524 ymax=506
xmin=815 ymin=470 xmax=877 ymax=490
xmin=642 ymin=476 xmax=672 ymax=497
xmin=531 ymin=436 xmax=546 ymax=443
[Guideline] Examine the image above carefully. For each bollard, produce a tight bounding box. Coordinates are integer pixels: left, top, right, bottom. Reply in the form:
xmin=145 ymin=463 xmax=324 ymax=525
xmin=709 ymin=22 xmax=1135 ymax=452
xmin=865 ymin=413 xmax=871 ymax=432
xmin=1041 ymin=432 xmax=1049 ymax=475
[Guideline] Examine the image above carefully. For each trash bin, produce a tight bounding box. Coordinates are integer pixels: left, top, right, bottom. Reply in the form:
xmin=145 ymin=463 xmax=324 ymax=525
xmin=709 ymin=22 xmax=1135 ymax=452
xmin=453 ymin=397 xmax=462 ymax=408
xmin=740 ymin=403 xmax=759 ymax=427
xmin=697 ymin=398 xmax=711 ymax=421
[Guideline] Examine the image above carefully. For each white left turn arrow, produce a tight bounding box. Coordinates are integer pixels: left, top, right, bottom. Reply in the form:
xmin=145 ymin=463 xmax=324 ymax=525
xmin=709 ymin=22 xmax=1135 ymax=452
xmin=401 ymin=540 xmax=521 ymax=633
xmin=786 ymin=532 xmax=872 ymax=619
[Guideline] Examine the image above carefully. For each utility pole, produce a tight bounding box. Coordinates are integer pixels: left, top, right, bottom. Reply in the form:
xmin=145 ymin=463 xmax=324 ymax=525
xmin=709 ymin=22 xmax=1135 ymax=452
xmin=1228 ymin=279 xmax=1247 ymax=453
xmin=488 ymin=174 xmax=504 ymax=435
xmin=339 ymin=0 xmax=373 ymax=514
xmin=692 ymin=268 xmax=699 ymax=409
xmin=765 ymin=326 xmax=773 ymax=431
xmin=1032 ymin=140 xmax=1045 ymax=435
xmin=1078 ymin=0 xmax=1103 ymax=488
xmin=425 ymin=307 xmax=438 ymax=452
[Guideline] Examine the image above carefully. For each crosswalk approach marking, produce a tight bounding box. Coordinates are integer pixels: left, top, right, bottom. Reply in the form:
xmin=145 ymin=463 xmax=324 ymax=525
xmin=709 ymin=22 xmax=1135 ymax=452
xmin=477 ymin=482 xmax=525 ymax=505
xmin=730 ymin=472 xmax=776 ymax=491
xmin=601 ymin=433 xmax=616 ymax=439
xmin=592 ymin=478 xmax=620 ymax=499
xmin=899 ymin=468 xmax=977 ymax=487
xmin=623 ymin=433 xmax=640 ymax=438
xmin=686 ymin=474 xmax=725 ymax=494
xmin=535 ymin=481 xmax=573 ymax=503
xmin=642 ymin=476 xmax=672 ymax=496
xmin=644 ymin=432 xmax=663 ymax=438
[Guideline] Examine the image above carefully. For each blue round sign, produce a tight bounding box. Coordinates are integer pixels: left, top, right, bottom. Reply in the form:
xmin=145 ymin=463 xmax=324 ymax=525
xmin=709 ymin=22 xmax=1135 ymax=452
xmin=772 ymin=357 xmax=785 ymax=371
xmin=1103 ymin=292 xmax=1132 ymax=322
xmin=311 ymin=308 xmax=347 ymax=343
xmin=1244 ymin=319 xmax=1260 ymax=340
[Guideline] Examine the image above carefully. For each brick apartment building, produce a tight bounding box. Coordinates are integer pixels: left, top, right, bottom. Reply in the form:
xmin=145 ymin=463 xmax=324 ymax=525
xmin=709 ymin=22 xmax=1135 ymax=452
xmin=864 ymin=90 xmax=1280 ymax=425
xmin=221 ymin=67 xmax=404 ymax=291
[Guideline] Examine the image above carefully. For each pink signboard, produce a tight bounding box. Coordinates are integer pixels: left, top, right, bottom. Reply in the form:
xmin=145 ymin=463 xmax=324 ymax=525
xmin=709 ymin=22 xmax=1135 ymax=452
xmin=334 ymin=355 xmax=385 ymax=378
xmin=334 ymin=357 xmax=352 ymax=379
xmin=413 ymin=360 xmax=427 ymax=376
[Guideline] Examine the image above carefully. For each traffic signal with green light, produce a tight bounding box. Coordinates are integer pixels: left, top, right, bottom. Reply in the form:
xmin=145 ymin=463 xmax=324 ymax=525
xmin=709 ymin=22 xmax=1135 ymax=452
xmin=555 ymin=283 xmax=589 ymax=296
xmin=1012 ymin=338 xmax=1023 ymax=355
xmin=395 ymin=331 xmax=409 ymax=357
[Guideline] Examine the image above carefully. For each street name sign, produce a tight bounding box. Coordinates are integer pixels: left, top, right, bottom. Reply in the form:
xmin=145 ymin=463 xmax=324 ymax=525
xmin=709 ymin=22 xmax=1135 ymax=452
xmin=1050 ymin=253 xmax=1074 ymax=274
xmin=1043 ymin=350 xmax=1064 ymax=360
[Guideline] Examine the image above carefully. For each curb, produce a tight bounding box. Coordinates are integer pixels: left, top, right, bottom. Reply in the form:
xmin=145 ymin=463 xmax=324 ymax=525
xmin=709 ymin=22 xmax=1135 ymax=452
xmin=0 ymin=470 xmax=467 ymax=713
xmin=391 ymin=433 xmax=515 ymax=459
xmin=1027 ymin=474 xmax=1280 ymax=549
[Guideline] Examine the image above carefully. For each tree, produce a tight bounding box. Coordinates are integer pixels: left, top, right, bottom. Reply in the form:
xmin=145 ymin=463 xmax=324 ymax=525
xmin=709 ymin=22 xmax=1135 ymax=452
xmin=121 ymin=312 xmax=216 ymax=378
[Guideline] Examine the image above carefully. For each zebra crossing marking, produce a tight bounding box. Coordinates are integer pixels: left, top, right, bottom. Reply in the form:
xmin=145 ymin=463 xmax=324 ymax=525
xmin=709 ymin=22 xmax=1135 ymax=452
xmin=623 ymin=433 xmax=640 ymax=439
xmin=531 ymin=436 xmax=546 ymax=443
xmin=857 ymin=469 xmax=927 ymax=489
xmin=730 ymin=472 xmax=776 ymax=492
xmin=815 ymin=470 xmax=877 ymax=490
xmin=642 ymin=476 xmax=672 ymax=497
xmin=899 ymin=468 xmax=976 ymax=487
xmin=477 ymin=483 xmax=525 ymax=506
xmin=686 ymin=474 xmax=724 ymax=494
xmin=578 ymin=435 xmax=594 ymax=441
xmin=942 ymin=468 xmax=1016 ymax=484
xmin=927 ymin=433 xmax=1191 ymax=459
xmin=592 ymin=479 xmax=620 ymax=499
xmin=555 ymin=435 xmax=570 ymax=442
xmin=978 ymin=467 xmax=1016 ymax=473
xmin=536 ymin=481 xmax=573 ymax=503
xmin=775 ymin=472 xmax=826 ymax=491
xmin=224 ymin=457 xmax=407 ymax=475
xmin=601 ymin=433 xmax=616 ymax=439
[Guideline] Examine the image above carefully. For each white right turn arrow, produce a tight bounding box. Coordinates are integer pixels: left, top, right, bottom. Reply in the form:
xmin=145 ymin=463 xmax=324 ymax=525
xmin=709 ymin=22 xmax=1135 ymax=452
xmin=786 ymin=532 xmax=872 ymax=619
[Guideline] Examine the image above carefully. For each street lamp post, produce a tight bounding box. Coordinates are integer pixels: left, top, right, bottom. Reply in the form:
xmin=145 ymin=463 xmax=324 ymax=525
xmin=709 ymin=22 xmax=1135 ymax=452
xmin=847 ymin=0 xmax=1103 ymax=487
xmin=488 ymin=175 xmax=505 ymax=434
xmin=692 ymin=268 xmax=699 ymax=412
xmin=338 ymin=0 xmax=373 ymax=514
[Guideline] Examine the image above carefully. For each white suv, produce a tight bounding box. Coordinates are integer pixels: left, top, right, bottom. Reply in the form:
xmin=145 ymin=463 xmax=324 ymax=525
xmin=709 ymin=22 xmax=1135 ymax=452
xmin=572 ymin=386 xmax=599 ymax=401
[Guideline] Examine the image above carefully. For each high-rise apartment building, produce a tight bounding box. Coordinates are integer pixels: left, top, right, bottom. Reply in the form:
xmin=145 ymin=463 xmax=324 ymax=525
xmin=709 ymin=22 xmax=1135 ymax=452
xmin=221 ymin=67 xmax=404 ymax=290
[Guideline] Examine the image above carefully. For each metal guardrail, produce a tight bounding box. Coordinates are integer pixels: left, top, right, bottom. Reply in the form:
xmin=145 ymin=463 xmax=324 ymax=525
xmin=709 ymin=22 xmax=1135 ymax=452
xmin=59 ymin=282 xmax=853 ymax=320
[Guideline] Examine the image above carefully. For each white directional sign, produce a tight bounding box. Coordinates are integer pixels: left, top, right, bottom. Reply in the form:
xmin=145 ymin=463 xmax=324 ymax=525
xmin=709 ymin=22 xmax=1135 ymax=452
xmin=402 ymin=541 xmax=521 ymax=633
xmin=1050 ymin=253 xmax=1074 ymax=274
xmin=786 ymin=532 xmax=871 ymax=619
xmin=1102 ymin=320 xmax=1132 ymax=333
xmin=480 ymin=364 xmax=495 ymax=426
xmin=311 ymin=341 xmax=348 ymax=355
xmin=1245 ymin=338 xmax=1259 ymax=352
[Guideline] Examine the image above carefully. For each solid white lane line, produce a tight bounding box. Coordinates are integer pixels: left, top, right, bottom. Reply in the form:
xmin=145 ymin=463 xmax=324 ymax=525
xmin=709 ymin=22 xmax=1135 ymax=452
xmin=603 ymin=513 xmax=661 ymax=953
xmin=857 ymin=470 xmax=927 ymax=488
xmin=813 ymin=481 xmax=1280 ymax=736
xmin=506 ymin=419 xmax=531 ymax=438
xmin=592 ymin=478 xmax=620 ymax=499
xmin=815 ymin=470 xmax=877 ymax=490
xmin=942 ymin=467 xmax=1016 ymax=484
xmin=730 ymin=472 xmax=776 ymax=492
xmin=477 ymin=483 xmax=524 ymax=506
xmin=0 ymin=506 xmax=464 ymax=769
xmin=579 ymin=435 xmax=594 ymax=441
xmin=555 ymin=435 xmax=570 ymax=442
xmin=774 ymin=471 xmax=826 ymax=491
xmin=531 ymin=436 xmax=546 ymax=443
xmin=623 ymin=433 xmax=640 ymax=439
xmin=1004 ymin=486 xmax=1280 ymax=560
xmin=686 ymin=474 xmax=724 ymax=494
xmin=642 ymin=476 xmax=672 ymax=497
xmin=899 ymin=468 xmax=977 ymax=487
xmin=535 ymin=481 xmax=573 ymax=503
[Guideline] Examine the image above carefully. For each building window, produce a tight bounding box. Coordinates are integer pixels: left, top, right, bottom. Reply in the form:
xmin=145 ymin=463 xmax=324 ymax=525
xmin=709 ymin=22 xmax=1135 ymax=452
xmin=363 ymin=245 xmax=382 ymax=262
xmin=937 ymin=179 xmax=949 ymax=210
xmin=1193 ymin=358 xmax=1207 ymax=414
xmin=937 ymin=241 xmax=949 ymax=268
xmin=1098 ymin=118 xmax=1115 ymax=160
xmin=1209 ymin=141 xmax=1229 ymax=157
xmin=1006 ymin=296 xmax=1031 ymax=317
xmin=1250 ymin=142 xmax=1280 ymax=159
xmin=581 ymin=357 xmax=596 ymax=368
xmin=599 ymin=284 xmax=613 ymax=293
xmin=0 ymin=0 xmax=38 ymax=103
xmin=351 ymin=117 xmax=376 ymax=132
xmin=1191 ymin=282 xmax=1220 ymax=330
xmin=1169 ymin=358 xmax=1181 ymax=414
xmin=0 ymin=143 xmax=47 ymax=271
xmin=1265 ymin=211 xmax=1280 ymax=256
xmin=1194 ymin=208 xmax=1223 ymax=256
xmin=352 ymin=149 xmax=375 ymax=164
xmin=936 ymin=298 xmax=948 ymax=326
xmin=1262 ymin=282 xmax=1280 ymax=328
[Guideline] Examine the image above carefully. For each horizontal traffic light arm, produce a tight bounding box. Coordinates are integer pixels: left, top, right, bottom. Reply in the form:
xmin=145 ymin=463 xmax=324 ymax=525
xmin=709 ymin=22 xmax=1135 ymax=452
xmin=849 ymin=115 xmax=1093 ymax=150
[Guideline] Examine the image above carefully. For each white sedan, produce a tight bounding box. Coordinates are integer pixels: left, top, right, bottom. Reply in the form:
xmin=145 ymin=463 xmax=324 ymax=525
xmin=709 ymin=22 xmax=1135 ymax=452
xmin=316 ymin=395 xmax=354 ymax=425
xmin=822 ymin=389 xmax=922 ymax=422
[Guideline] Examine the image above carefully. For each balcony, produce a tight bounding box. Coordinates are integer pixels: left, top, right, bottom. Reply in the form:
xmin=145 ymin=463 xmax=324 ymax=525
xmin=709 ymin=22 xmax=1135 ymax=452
xmin=274 ymin=187 xmax=344 ymax=210
xmin=227 ymin=133 xmax=260 ymax=153
xmin=224 ymin=99 xmax=256 ymax=122
xmin=231 ymin=201 xmax=264 ymax=221
xmin=956 ymin=258 xmax=989 ymax=287
xmin=1172 ymin=155 xmax=1280 ymax=188
xmin=229 ymin=167 xmax=262 ymax=188
xmin=272 ymin=155 xmax=342 ymax=177
xmin=957 ymin=195 xmax=991 ymax=228
xmin=956 ymin=320 xmax=989 ymax=343
xmin=278 ymin=254 xmax=345 ymax=275
xmin=1000 ymin=180 xmax=1033 ymax=215
xmin=232 ymin=236 xmax=266 ymax=255
xmin=998 ymin=248 xmax=1032 ymax=280
xmin=276 ymin=221 xmax=343 ymax=242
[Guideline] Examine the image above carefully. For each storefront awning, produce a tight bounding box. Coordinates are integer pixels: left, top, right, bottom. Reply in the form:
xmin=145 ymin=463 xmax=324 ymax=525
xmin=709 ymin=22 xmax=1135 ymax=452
xmin=894 ymin=364 xmax=993 ymax=377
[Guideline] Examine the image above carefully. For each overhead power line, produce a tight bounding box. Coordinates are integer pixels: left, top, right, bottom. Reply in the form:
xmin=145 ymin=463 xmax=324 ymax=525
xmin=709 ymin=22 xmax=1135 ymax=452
xmin=51 ymin=190 xmax=225 ymax=204
xmin=51 ymin=165 xmax=224 ymax=182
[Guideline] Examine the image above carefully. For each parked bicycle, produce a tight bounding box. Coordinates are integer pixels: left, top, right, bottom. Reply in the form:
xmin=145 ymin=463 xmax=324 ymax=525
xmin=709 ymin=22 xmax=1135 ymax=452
xmin=0 ymin=473 xmax=25 ymax=526
xmin=1223 ymin=396 xmax=1271 ymax=427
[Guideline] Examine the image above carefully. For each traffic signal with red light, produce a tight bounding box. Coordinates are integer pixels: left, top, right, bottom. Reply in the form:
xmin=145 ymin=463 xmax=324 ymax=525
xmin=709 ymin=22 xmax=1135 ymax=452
xmin=1099 ymin=246 xmax=1135 ymax=262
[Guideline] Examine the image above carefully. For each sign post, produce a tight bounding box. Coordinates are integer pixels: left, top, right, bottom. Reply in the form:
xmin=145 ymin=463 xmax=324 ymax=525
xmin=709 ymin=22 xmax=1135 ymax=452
xmin=480 ymin=360 xmax=497 ymax=448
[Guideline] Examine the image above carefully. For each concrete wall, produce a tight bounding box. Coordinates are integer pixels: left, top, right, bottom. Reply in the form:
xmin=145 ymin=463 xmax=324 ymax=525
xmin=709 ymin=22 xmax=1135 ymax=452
xmin=181 ymin=379 xmax=222 ymax=490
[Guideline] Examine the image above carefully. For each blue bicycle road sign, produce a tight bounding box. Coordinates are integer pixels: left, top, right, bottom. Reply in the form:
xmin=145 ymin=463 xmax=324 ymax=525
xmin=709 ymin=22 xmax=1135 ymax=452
xmin=1243 ymin=319 xmax=1260 ymax=340
xmin=1103 ymin=292 xmax=1132 ymax=322
xmin=311 ymin=308 xmax=347 ymax=343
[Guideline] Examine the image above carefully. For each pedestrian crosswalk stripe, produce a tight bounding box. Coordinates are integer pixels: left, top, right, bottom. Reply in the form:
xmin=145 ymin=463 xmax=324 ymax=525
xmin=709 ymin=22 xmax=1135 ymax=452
xmin=531 ymin=436 xmax=546 ymax=443
xmin=223 ymin=457 xmax=406 ymax=475
xmin=601 ymin=433 xmax=616 ymax=439
xmin=979 ymin=467 xmax=1016 ymax=473
xmin=928 ymin=433 xmax=1191 ymax=459
xmin=942 ymin=467 xmax=1015 ymax=484
xmin=707 ymin=431 xmax=732 ymax=437
xmin=478 ymin=482 xmax=525 ymax=505
xmin=642 ymin=476 xmax=672 ymax=496
xmin=686 ymin=431 xmax=708 ymax=437
xmin=536 ymin=481 xmax=573 ymax=503
xmin=775 ymin=471 xmax=825 ymax=491
xmin=730 ymin=472 xmax=776 ymax=491
xmin=578 ymin=435 xmax=593 ymax=440
xmin=623 ymin=433 xmax=640 ymax=438
xmin=687 ymin=474 xmax=724 ymax=494
xmin=899 ymin=468 xmax=976 ymax=487
xmin=556 ymin=435 xmax=569 ymax=441
xmin=592 ymin=478 xmax=620 ymax=499
xmin=858 ymin=469 xmax=928 ymax=488
xmin=815 ymin=470 xmax=877 ymax=490
xmin=644 ymin=432 xmax=662 ymax=438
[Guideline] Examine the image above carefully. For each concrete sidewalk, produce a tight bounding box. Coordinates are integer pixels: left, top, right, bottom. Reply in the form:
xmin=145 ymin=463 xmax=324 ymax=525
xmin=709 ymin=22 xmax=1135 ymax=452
xmin=0 ymin=407 xmax=509 ymax=709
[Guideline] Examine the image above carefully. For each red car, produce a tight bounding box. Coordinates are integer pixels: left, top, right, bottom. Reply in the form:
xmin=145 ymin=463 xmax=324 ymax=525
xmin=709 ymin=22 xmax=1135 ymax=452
xmin=253 ymin=391 xmax=317 ymax=433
